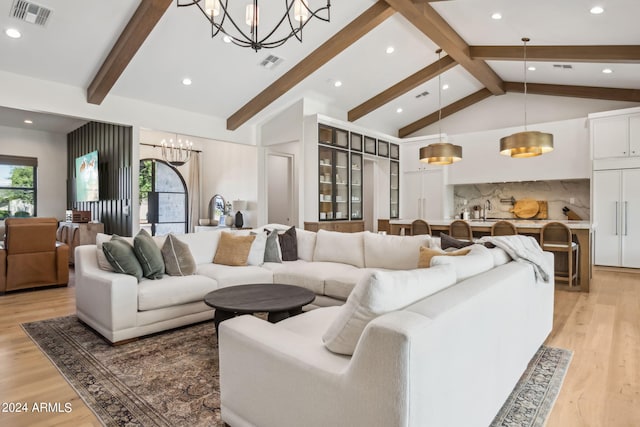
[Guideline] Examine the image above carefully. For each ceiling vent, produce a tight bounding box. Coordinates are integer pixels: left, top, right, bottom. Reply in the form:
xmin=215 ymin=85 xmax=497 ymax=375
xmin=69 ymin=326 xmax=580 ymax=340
xmin=415 ymin=90 xmax=430 ymax=99
xmin=10 ymin=0 xmax=51 ymax=26
xmin=259 ymin=54 xmax=284 ymax=70
xmin=553 ymin=64 xmax=573 ymax=70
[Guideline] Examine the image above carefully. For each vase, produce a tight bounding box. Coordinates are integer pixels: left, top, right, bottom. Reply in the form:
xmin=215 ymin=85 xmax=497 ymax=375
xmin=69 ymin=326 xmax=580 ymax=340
xmin=225 ymin=214 xmax=235 ymax=227
xmin=235 ymin=211 xmax=244 ymax=228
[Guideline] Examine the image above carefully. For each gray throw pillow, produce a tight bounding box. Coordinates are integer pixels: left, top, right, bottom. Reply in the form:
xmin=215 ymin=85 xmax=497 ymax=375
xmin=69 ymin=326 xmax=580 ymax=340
xmin=133 ymin=229 xmax=165 ymax=279
xmin=278 ymin=226 xmax=298 ymax=261
xmin=263 ymin=229 xmax=282 ymax=263
xmin=102 ymin=235 xmax=143 ymax=281
xmin=162 ymin=233 xmax=196 ymax=276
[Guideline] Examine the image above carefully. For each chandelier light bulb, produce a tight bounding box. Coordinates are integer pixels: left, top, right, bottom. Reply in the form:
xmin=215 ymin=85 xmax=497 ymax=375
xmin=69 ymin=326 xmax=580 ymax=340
xmin=245 ymin=4 xmax=259 ymax=27
xmin=294 ymin=0 xmax=310 ymax=22
xmin=204 ymin=0 xmax=220 ymax=17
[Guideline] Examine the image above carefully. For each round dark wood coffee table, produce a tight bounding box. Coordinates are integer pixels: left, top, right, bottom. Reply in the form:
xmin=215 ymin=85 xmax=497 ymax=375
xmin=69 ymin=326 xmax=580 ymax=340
xmin=204 ymin=283 xmax=315 ymax=334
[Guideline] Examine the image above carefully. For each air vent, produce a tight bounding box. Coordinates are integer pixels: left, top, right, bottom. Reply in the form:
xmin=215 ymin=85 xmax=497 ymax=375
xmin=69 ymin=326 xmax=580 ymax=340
xmin=415 ymin=90 xmax=430 ymax=99
xmin=259 ymin=54 xmax=284 ymax=70
xmin=553 ymin=64 xmax=573 ymax=70
xmin=10 ymin=0 xmax=52 ymax=26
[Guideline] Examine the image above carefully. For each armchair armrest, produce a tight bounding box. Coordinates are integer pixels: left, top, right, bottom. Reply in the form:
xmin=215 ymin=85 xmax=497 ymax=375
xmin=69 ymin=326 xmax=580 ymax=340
xmin=0 ymin=246 xmax=6 ymax=293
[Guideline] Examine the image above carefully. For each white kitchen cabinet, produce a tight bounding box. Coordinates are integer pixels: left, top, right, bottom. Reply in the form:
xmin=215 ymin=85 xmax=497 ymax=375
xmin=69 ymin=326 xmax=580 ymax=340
xmin=592 ymin=113 xmax=640 ymax=159
xmin=593 ymin=168 xmax=640 ymax=268
xmin=402 ymin=169 xmax=444 ymax=220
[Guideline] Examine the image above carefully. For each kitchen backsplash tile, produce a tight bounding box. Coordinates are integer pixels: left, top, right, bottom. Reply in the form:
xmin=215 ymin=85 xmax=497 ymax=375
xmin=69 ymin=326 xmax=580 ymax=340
xmin=454 ymin=179 xmax=590 ymax=220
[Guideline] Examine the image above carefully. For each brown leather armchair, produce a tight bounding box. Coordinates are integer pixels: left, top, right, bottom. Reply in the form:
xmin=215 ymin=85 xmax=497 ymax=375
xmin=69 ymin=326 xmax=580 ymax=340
xmin=1 ymin=217 xmax=69 ymax=294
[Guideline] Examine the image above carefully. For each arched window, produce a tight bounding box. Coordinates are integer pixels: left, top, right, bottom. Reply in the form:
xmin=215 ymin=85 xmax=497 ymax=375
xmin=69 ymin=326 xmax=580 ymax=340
xmin=139 ymin=159 xmax=188 ymax=236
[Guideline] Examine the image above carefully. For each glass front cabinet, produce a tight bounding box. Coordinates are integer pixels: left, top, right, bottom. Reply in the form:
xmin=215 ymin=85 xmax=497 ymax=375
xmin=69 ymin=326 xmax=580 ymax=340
xmin=319 ymin=145 xmax=349 ymax=221
xmin=390 ymin=160 xmax=400 ymax=219
xmin=350 ymin=153 xmax=363 ymax=220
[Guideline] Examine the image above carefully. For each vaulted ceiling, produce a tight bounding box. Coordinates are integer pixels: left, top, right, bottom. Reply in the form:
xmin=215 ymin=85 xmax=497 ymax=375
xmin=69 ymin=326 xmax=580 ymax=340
xmin=1 ymin=0 xmax=639 ymax=137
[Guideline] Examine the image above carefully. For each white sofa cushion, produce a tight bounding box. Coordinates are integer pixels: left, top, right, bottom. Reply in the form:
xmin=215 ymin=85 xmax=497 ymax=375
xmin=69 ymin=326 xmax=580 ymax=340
xmin=247 ymin=231 xmax=267 ymax=266
xmin=322 ymin=264 xmax=456 ymax=355
xmin=263 ymin=260 xmax=360 ymax=295
xmin=430 ymin=244 xmax=494 ymax=281
xmin=364 ymin=232 xmax=431 ymax=270
xmin=173 ymin=231 xmax=220 ymax=265
xmin=197 ymin=263 xmax=273 ymax=288
xmin=138 ymin=274 xmax=218 ymax=311
xmin=324 ymin=268 xmax=381 ymax=301
xmin=489 ymin=247 xmax=512 ymax=267
xmin=313 ymin=229 xmax=365 ymax=268
xmin=296 ymin=228 xmax=317 ymax=261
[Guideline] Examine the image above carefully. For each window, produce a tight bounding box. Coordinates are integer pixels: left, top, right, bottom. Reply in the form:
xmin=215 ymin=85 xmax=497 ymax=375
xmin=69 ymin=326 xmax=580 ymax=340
xmin=139 ymin=159 xmax=188 ymax=236
xmin=0 ymin=155 xmax=37 ymax=219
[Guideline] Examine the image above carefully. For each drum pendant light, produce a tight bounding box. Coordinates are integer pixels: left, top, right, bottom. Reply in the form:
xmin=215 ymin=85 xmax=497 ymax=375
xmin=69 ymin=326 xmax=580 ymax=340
xmin=419 ymin=49 xmax=462 ymax=165
xmin=500 ymin=38 xmax=554 ymax=158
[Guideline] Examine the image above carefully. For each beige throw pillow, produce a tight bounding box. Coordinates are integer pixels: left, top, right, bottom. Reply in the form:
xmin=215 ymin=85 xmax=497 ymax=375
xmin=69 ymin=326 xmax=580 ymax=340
xmin=418 ymin=246 xmax=471 ymax=268
xmin=162 ymin=233 xmax=196 ymax=276
xmin=213 ymin=232 xmax=256 ymax=266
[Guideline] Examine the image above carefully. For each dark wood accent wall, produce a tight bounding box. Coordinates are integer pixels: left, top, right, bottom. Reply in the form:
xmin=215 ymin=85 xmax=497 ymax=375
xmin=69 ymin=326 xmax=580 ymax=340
xmin=67 ymin=122 xmax=133 ymax=236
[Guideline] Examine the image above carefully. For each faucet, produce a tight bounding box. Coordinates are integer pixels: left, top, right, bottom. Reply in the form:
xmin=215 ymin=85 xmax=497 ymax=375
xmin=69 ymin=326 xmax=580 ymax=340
xmin=483 ymin=200 xmax=492 ymax=221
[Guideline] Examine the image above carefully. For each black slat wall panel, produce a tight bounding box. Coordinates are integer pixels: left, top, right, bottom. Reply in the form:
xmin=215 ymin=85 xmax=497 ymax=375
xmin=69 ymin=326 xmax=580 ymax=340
xmin=67 ymin=122 xmax=133 ymax=236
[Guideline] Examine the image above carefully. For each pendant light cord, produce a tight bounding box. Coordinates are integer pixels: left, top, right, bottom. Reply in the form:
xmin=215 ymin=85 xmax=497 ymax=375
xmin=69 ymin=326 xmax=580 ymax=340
xmin=437 ymin=48 xmax=443 ymax=139
xmin=522 ymin=37 xmax=529 ymax=131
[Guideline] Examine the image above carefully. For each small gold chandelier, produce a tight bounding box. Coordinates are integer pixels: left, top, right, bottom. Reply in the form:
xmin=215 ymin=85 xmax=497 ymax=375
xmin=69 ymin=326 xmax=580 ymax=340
xmin=500 ymin=38 xmax=554 ymax=158
xmin=419 ymin=49 xmax=462 ymax=165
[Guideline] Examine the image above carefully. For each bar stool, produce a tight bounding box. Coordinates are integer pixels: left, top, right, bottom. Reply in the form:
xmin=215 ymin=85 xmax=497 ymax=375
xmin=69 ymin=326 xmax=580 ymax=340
xmin=411 ymin=219 xmax=432 ymax=236
xmin=491 ymin=220 xmax=518 ymax=236
xmin=540 ymin=222 xmax=579 ymax=287
xmin=449 ymin=220 xmax=473 ymax=241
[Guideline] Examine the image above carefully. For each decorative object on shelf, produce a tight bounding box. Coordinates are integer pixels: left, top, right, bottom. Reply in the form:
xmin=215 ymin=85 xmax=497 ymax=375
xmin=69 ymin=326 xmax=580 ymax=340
xmin=500 ymin=38 xmax=554 ymax=158
xmin=420 ymin=48 xmax=462 ymax=165
xmin=177 ymin=0 xmax=331 ymax=51
xmin=232 ymin=199 xmax=247 ymax=228
xmin=224 ymin=201 xmax=235 ymax=226
xmin=161 ymin=136 xmax=193 ymax=167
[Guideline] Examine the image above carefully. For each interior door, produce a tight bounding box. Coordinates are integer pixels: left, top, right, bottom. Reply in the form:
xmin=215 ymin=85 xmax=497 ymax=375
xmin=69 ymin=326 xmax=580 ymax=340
xmin=621 ymin=168 xmax=640 ymax=267
xmin=267 ymin=154 xmax=293 ymax=226
xmin=593 ymin=170 xmax=621 ymax=266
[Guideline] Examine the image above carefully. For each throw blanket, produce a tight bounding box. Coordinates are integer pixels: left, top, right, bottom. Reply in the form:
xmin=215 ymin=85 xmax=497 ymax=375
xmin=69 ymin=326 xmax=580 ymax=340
xmin=479 ymin=235 xmax=553 ymax=283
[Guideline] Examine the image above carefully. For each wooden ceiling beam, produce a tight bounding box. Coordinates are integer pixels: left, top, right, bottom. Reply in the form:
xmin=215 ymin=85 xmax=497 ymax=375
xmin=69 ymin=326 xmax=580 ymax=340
xmin=227 ymin=1 xmax=395 ymax=131
xmin=470 ymin=45 xmax=640 ymax=63
xmin=383 ymin=0 xmax=504 ymax=95
xmin=398 ymin=88 xmax=492 ymax=138
xmin=504 ymin=82 xmax=640 ymax=102
xmin=87 ymin=0 xmax=173 ymax=105
xmin=348 ymin=55 xmax=457 ymax=122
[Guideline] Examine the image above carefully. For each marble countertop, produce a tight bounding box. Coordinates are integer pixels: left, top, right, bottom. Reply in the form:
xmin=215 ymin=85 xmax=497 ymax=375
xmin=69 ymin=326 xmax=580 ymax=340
xmin=390 ymin=218 xmax=594 ymax=230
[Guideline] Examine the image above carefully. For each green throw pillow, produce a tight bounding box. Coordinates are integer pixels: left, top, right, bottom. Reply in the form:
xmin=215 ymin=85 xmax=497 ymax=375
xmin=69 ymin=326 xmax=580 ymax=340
xmin=162 ymin=233 xmax=196 ymax=276
xmin=133 ymin=229 xmax=165 ymax=279
xmin=102 ymin=235 xmax=143 ymax=281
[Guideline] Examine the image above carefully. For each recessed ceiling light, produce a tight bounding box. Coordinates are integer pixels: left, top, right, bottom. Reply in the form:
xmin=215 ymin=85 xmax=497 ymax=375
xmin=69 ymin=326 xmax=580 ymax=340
xmin=182 ymin=78 xmax=192 ymax=86
xmin=442 ymin=84 xmax=449 ymax=90
xmin=24 ymin=119 xmax=33 ymax=124
xmin=528 ymin=66 xmax=536 ymax=71
xmin=386 ymin=46 xmax=395 ymax=54
xmin=5 ymin=28 xmax=21 ymax=39
xmin=602 ymin=68 xmax=613 ymax=74
xmin=396 ymin=108 xmax=403 ymax=113
xmin=334 ymin=80 xmax=342 ymax=88
xmin=590 ymin=6 xmax=604 ymax=14
xmin=223 ymin=35 xmax=232 ymax=43
xmin=491 ymin=12 xmax=502 ymax=20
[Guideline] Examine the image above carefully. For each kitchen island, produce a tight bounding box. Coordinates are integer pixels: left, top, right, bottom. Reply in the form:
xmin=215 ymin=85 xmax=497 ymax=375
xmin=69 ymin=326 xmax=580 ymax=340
xmin=389 ymin=219 xmax=593 ymax=292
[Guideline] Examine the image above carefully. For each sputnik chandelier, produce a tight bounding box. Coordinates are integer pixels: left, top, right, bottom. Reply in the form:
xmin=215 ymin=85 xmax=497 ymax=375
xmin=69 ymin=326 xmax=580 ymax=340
xmin=177 ymin=0 xmax=331 ymax=51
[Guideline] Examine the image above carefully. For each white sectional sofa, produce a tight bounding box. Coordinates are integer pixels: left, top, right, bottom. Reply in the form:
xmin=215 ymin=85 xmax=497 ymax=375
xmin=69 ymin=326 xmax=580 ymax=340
xmin=219 ymin=250 xmax=555 ymax=427
xmin=74 ymin=227 xmax=432 ymax=343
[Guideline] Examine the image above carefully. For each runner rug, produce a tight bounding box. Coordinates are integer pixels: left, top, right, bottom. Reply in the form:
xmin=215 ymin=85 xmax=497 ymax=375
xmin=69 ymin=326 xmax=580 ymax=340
xmin=22 ymin=315 xmax=572 ymax=427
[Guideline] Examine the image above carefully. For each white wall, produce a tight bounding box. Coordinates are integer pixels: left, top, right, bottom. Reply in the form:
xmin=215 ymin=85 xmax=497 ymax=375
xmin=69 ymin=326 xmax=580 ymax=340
xmin=0 ymin=124 xmax=67 ymax=219
xmin=411 ymin=93 xmax=639 ymax=137
xmin=447 ymin=118 xmax=591 ymax=184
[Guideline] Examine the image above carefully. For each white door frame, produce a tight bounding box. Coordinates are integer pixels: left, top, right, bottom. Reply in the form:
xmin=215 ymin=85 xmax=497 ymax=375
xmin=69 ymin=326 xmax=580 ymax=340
xmin=266 ymin=151 xmax=295 ymax=226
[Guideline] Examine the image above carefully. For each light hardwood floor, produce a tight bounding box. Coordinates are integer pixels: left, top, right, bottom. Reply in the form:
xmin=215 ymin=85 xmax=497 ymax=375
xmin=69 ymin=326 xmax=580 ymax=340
xmin=0 ymin=268 xmax=638 ymax=426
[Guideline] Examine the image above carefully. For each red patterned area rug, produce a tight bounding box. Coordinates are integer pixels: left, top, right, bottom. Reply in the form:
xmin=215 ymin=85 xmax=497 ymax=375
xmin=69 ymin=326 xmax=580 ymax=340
xmin=22 ymin=315 xmax=571 ymax=427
